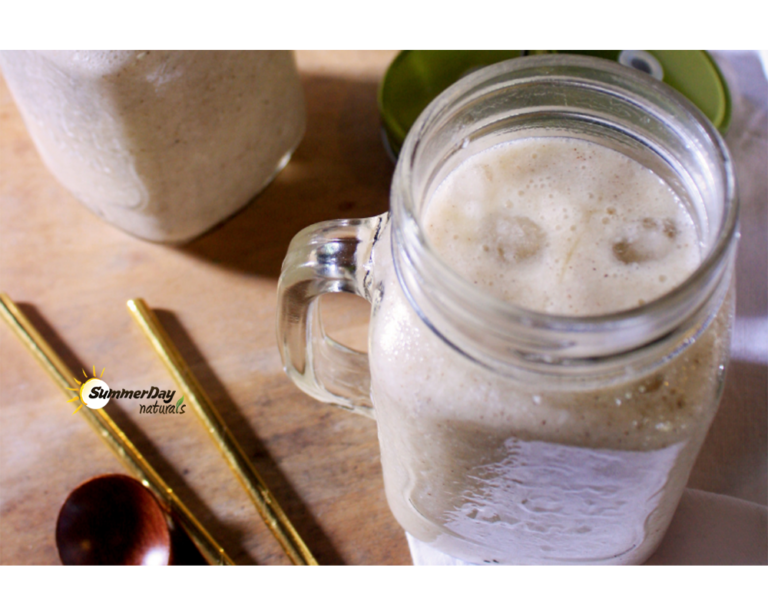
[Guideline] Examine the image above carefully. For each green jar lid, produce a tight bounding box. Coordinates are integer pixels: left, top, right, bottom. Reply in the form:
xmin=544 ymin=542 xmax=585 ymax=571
xmin=378 ymin=50 xmax=731 ymax=158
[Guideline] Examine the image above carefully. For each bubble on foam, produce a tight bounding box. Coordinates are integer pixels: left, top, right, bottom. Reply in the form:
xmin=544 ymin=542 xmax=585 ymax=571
xmin=612 ymin=217 xmax=679 ymax=264
xmin=490 ymin=214 xmax=546 ymax=264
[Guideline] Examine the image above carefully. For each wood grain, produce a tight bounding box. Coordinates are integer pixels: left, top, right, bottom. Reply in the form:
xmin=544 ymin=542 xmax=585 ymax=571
xmin=0 ymin=51 xmax=408 ymax=565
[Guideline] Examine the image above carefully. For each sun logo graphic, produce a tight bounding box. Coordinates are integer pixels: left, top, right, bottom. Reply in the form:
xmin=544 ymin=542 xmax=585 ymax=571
xmin=66 ymin=366 xmax=110 ymax=414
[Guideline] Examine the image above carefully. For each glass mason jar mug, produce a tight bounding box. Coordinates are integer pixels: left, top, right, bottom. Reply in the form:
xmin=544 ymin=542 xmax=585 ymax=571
xmin=277 ymin=56 xmax=738 ymax=564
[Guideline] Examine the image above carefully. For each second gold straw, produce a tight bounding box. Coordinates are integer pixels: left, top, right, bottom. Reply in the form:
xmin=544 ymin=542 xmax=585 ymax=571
xmin=127 ymin=298 xmax=318 ymax=566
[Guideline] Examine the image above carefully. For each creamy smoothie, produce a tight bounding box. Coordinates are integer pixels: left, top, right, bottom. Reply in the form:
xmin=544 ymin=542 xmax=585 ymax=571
xmin=369 ymin=137 xmax=732 ymax=563
xmin=423 ymin=138 xmax=700 ymax=315
xmin=0 ymin=51 xmax=305 ymax=243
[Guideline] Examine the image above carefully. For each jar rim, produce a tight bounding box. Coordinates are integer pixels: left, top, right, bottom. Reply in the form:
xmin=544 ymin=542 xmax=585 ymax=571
xmin=391 ymin=54 xmax=738 ymax=372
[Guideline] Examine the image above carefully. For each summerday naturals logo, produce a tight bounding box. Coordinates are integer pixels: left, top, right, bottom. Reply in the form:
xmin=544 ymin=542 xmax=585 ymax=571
xmin=66 ymin=366 xmax=186 ymax=415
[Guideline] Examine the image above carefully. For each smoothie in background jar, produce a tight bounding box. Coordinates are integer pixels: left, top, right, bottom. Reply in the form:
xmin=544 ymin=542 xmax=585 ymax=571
xmin=0 ymin=51 xmax=305 ymax=243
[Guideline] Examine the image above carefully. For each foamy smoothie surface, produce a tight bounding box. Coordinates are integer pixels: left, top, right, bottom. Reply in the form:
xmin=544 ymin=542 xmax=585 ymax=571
xmin=423 ymin=137 xmax=700 ymax=315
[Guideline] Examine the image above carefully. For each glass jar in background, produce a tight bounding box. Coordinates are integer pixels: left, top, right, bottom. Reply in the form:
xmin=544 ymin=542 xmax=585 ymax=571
xmin=0 ymin=51 xmax=305 ymax=243
xmin=277 ymin=56 xmax=738 ymax=564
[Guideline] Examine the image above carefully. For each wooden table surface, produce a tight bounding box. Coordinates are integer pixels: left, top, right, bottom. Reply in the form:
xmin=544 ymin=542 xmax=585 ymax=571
xmin=1 ymin=50 xmax=765 ymax=565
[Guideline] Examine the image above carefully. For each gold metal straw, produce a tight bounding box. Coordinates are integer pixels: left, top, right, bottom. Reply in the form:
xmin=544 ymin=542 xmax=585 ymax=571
xmin=0 ymin=292 xmax=234 ymax=566
xmin=127 ymin=298 xmax=318 ymax=566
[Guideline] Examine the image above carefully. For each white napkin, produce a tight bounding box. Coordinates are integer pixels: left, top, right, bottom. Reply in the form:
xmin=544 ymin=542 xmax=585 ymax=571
xmin=407 ymin=489 xmax=768 ymax=565
xmin=759 ymin=50 xmax=768 ymax=78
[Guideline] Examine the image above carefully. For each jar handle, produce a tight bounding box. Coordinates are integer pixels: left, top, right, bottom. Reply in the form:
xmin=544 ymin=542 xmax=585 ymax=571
xmin=277 ymin=214 xmax=388 ymax=419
